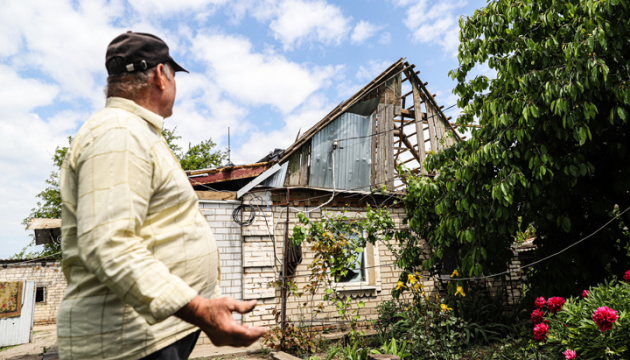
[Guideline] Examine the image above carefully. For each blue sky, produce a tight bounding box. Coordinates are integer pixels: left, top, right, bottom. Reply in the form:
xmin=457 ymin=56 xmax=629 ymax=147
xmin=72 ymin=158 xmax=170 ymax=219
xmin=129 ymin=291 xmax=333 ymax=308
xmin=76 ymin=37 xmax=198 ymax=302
xmin=0 ymin=0 xmax=488 ymax=259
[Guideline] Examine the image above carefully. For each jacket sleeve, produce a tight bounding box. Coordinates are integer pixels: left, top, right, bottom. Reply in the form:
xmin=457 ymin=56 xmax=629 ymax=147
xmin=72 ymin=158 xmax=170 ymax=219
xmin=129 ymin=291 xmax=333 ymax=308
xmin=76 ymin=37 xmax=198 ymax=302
xmin=74 ymin=126 xmax=197 ymax=324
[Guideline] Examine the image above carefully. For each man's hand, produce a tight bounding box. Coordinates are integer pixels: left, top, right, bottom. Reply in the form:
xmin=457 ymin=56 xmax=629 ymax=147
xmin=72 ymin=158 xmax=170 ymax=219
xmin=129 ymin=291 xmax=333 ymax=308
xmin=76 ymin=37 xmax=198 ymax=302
xmin=175 ymin=295 xmax=267 ymax=347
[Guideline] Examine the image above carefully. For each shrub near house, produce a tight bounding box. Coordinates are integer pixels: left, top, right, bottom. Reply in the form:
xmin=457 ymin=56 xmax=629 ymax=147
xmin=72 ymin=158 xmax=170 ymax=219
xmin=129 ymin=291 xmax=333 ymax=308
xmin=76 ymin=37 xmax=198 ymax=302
xmin=530 ymin=271 xmax=630 ymax=359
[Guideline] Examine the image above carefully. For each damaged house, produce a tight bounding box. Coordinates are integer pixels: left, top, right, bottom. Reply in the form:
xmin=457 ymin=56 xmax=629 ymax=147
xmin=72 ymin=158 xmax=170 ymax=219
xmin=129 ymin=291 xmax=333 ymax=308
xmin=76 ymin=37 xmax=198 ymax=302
xmin=186 ymin=59 xmax=522 ymax=337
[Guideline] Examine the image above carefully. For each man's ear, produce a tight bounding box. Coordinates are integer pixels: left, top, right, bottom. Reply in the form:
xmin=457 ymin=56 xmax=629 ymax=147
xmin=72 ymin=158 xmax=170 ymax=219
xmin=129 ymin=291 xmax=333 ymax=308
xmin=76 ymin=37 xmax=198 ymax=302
xmin=154 ymin=63 xmax=167 ymax=90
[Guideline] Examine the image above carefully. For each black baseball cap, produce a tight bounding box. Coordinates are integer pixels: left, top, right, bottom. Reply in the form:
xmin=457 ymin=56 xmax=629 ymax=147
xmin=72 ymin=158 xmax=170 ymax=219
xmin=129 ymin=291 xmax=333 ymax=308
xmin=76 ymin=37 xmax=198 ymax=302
xmin=105 ymin=31 xmax=188 ymax=76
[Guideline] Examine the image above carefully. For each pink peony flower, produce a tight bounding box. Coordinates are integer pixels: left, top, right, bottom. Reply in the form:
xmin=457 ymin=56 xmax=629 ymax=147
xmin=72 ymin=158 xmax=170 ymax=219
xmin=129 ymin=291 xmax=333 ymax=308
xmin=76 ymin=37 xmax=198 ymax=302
xmin=593 ymin=306 xmax=618 ymax=332
xmin=581 ymin=290 xmax=589 ymax=299
xmin=548 ymin=297 xmax=566 ymax=314
xmin=624 ymin=270 xmax=630 ymax=283
xmin=531 ymin=309 xmax=545 ymax=324
xmin=533 ymin=322 xmax=549 ymax=341
xmin=563 ymin=349 xmax=577 ymax=360
xmin=535 ymin=296 xmax=546 ymax=309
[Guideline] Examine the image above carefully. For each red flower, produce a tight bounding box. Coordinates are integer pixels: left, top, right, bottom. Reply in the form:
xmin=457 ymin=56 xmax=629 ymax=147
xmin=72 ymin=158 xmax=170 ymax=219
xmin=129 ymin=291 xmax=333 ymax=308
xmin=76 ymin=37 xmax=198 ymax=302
xmin=547 ymin=297 xmax=566 ymax=314
xmin=592 ymin=306 xmax=618 ymax=332
xmin=563 ymin=349 xmax=577 ymax=360
xmin=624 ymin=270 xmax=630 ymax=283
xmin=581 ymin=290 xmax=589 ymax=299
xmin=534 ymin=296 xmax=546 ymax=309
xmin=533 ymin=322 xmax=549 ymax=341
xmin=531 ymin=309 xmax=545 ymax=324
xmin=2 ymin=303 xmax=6 ymax=309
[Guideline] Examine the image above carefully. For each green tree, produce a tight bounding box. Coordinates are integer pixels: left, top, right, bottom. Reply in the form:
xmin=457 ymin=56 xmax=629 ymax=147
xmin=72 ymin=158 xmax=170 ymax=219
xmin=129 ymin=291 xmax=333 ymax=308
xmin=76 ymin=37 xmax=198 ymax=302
xmin=401 ymin=0 xmax=630 ymax=297
xmin=18 ymin=127 xmax=225 ymax=259
xmin=160 ymin=127 xmax=226 ymax=171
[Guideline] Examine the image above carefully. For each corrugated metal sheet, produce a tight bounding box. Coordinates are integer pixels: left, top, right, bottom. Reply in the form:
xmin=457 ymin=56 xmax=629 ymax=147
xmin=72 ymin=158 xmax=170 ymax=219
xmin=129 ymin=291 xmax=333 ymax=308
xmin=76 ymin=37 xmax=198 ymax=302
xmin=0 ymin=281 xmax=35 ymax=347
xmin=310 ymin=112 xmax=373 ymax=191
xmin=262 ymin=161 xmax=289 ymax=188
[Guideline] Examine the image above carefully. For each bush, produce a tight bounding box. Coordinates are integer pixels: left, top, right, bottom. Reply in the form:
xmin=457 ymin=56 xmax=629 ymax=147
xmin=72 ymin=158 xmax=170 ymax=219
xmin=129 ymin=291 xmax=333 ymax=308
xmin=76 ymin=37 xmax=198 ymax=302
xmin=376 ymin=275 xmax=469 ymax=360
xmin=531 ymin=277 xmax=630 ymax=359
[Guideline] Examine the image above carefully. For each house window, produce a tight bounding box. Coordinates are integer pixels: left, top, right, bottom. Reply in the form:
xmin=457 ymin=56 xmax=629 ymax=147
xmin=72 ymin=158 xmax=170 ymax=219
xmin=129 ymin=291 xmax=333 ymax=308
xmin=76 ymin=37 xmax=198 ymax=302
xmin=333 ymin=226 xmax=380 ymax=291
xmin=35 ymin=286 xmax=47 ymax=303
xmin=337 ymin=246 xmax=367 ymax=283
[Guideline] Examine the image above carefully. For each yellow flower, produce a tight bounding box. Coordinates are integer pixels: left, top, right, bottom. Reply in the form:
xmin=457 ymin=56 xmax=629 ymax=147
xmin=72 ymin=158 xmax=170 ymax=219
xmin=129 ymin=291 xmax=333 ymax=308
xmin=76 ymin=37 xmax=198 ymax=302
xmin=407 ymin=273 xmax=416 ymax=284
xmin=414 ymin=282 xmax=422 ymax=291
xmin=450 ymin=269 xmax=460 ymax=278
xmin=415 ymin=271 xmax=423 ymax=278
xmin=440 ymin=304 xmax=452 ymax=312
xmin=396 ymin=281 xmax=406 ymax=290
xmin=455 ymin=286 xmax=466 ymax=297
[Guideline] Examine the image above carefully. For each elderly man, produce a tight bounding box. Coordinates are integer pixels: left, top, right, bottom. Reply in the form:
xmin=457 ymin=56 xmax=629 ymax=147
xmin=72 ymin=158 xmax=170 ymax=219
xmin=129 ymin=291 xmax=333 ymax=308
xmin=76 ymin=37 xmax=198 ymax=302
xmin=58 ymin=32 xmax=266 ymax=360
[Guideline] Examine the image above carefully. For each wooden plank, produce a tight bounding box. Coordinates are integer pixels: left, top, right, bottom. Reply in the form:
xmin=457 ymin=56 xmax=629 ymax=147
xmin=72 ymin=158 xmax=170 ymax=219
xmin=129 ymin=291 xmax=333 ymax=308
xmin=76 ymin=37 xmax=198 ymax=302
xmin=425 ymin=99 xmax=440 ymax=152
xmin=412 ymin=81 xmax=427 ymax=174
xmin=376 ymin=104 xmax=386 ymax=188
xmin=298 ymin=142 xmax=310 ymax=186
xmin=371 ymin=109 xmax=377 ymax=188
xmin=284 ymin=151 xmax=302 ymax=186
xmin=195 ymin=191 xmax=237 ymax=201
xmin=402 ymin=70 xmax=420 ymax=83
xmin=385 ymin=104 xmax=395 ymax=191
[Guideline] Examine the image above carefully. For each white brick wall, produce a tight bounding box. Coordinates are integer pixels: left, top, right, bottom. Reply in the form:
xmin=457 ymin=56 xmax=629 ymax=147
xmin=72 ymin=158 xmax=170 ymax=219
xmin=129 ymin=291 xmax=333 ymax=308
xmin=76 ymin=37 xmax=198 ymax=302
xmin=199 ymin=200 xmax=243 ymax=323
xmin=0 ymin=260 xmax=66 ymax=325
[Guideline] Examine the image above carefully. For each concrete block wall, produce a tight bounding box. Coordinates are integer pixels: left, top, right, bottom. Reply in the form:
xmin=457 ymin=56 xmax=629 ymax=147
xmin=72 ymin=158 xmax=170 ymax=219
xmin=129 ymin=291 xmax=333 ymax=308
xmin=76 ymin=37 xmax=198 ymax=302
xmin=0 ymin=260 xmax=66 ymax=325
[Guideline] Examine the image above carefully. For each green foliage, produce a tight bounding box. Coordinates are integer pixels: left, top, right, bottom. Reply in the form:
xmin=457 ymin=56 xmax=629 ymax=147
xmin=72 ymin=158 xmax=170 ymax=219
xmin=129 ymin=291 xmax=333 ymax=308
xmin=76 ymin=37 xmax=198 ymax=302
xmin=292 ymin=207 xmax=394 ymax=334
xmin=161 ymin=127 xmax=225 ymax=170
xmin=18 ymin=138 xmax=72 ymax=259
xmin=375 ymin=294 xmax=470 ymax=359
xmin=341 ymin=342 xmax=369 ymax=360
xmin=401 ymin=0 xmax=630 ymax=298
xmin=370 ymin=338 xmax=412 ymax=359
xmin=447 ymin=282 xmax=521 ymax=345
xmin=541 ymin=279 xmax=630 ymax=359
xmin=265 ymin=208 xmax=395 ymax=356
xmin=178 ymin=139 xmax=225 ymax=170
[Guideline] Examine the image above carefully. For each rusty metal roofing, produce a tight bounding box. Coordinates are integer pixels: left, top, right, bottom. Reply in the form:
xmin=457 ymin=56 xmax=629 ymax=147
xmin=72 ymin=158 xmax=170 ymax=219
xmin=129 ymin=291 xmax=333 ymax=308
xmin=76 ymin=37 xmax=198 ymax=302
xmin=187 ymin=162 xmax=272 ymax=185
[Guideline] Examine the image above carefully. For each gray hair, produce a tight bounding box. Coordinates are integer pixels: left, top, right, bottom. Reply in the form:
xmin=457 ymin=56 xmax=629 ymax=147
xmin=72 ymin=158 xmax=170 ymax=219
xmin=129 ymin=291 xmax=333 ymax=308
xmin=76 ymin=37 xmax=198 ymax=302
xmin=105 ymin=62 xmax=172 ymax=99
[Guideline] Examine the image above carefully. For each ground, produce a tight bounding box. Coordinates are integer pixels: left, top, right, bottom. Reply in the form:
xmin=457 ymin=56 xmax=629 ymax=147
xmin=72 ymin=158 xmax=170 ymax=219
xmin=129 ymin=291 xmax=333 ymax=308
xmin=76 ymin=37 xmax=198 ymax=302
xmin=0 ymin=325 xmax=270 ymax=360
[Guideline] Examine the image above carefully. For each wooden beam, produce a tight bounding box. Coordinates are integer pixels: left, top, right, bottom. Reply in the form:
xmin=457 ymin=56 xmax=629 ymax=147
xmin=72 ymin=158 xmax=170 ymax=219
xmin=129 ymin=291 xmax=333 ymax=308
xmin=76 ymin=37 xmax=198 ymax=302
xmin=412 ymin=80 xmax=427 ymax=174
xmin=195 ymin=191 xmax=237 ymax=201
xmin=402 ymin=70 xmax=420 ymax=83
xmin=401 ymin=157 xmax=418 ymax=165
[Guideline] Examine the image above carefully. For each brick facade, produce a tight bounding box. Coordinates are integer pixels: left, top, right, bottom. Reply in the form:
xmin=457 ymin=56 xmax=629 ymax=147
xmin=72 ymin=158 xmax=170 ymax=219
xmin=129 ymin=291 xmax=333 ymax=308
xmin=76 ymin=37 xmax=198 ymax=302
xmin=197 ymin=199 xmax=243 ymax=345
xmin=0 ymin=260 xmax=66 ymax=325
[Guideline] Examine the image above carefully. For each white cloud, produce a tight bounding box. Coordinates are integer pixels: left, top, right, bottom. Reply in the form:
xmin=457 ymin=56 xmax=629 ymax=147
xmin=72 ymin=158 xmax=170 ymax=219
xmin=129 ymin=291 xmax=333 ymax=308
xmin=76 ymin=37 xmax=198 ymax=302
xmin=378 ymin=32 xmax=392 ymax=45
xmin=0 ymin=0 xmax=125 ymax=107
xmin=395 ymin=0 xmax=467 ymax=57
xmin=355 ymin=60 xmax=394 ymax=81
xmin=269 ymin=0 xmax=352 ymax=49
xmin=192 ymin=33 xmax=338 ymax=113
xmin=350 ymin=21 xmax=383 ymax=44
xmin=126 ymin=0 xmax=229 ymax=17
xmin=233 ymin=94 xmax=333 ymax=163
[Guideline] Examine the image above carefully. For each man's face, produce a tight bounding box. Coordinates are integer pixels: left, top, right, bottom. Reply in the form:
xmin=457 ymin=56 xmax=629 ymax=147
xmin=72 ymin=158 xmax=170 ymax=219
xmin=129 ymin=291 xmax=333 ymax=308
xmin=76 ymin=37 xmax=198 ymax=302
xmin=160 ymin=65 xmax=176 ymax=118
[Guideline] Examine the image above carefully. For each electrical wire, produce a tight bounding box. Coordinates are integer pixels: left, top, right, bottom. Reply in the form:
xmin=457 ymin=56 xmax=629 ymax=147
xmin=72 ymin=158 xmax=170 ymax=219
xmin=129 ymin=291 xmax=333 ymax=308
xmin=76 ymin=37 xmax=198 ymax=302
xmin=232 ymin=204 xmax=255 ymax=226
